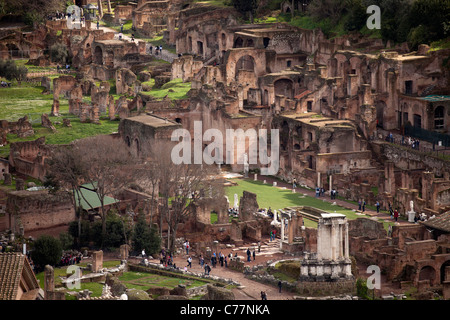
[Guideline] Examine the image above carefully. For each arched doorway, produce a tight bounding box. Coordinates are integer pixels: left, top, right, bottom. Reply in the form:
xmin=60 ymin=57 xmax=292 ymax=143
xmin=234 ymin=37 xmax=243 ymax=48
xmin=274 ymin=78 xmax=294 ymax=99
xmin=235 ymin=55 xmax=255 ymax=73
xmin=94 ymin=46 xmax=103 ymax=65
xmin=418 ymin=266 xmax=436 ymax=286
xmin=440 ymin=260 xmax=450 ymax=284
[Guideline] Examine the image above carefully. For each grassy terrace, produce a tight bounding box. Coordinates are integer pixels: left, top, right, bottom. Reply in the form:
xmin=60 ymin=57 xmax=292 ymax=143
xmin=0 ymin=81 xmax=119 ymax=158
xmin=225 ymin=178 xmax=395 ymax=230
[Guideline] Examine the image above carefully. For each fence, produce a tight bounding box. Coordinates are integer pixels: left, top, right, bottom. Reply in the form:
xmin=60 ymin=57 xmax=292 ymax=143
xmin=404 ymin=124 xmax=450 ymax=147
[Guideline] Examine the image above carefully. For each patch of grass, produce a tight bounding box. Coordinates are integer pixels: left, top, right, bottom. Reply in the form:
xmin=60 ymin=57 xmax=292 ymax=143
xmin=142 ymin=78 xmax=191 ymax=101
xmin=0 ymin=83 xmax=119 ymax=157
xmin=225 ymin=178 xmax=372 ymax=228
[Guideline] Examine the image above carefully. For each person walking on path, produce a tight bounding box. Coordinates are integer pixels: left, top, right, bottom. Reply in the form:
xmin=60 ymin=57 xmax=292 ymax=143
xmin=376 ymin=201 xmax=380 ymax=213
xmin=278 ymin=281 xmax=282 ymax=293
xmin=394 ymin=209 xmax=399 ymax=222
xmin=204 ymin=263 xmax=211 ymax=275
xmin=358 ymin=199 xmax=362 ymax=211
xmin=292 ymin=178 xmax=297 ymax=189
xmin=187 ymin=256 xmax=192 ymax=268
xmin=252 ymin=248 xmax=256 ymax=261
xmin=362 ymin=200 xmax=366 ymax=213
xmin=246 ymin=248 xmax=251 ymax=262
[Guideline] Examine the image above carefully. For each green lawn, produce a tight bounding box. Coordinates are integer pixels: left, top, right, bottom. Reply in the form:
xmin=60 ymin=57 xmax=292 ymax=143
xmin=225 ymin=178 xmax=373 ymax=228
xmin=0 ymin=82 xmax=119 ymax=158
xmin=142 ymin=78 xmax=191 ymax=101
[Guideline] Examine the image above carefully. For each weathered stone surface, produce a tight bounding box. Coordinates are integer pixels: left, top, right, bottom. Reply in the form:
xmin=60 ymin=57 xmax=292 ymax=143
xmin=126 ymin=288 xmax=152 ymax=300
xmin=202 ymin=284 xmax=235 ymax=300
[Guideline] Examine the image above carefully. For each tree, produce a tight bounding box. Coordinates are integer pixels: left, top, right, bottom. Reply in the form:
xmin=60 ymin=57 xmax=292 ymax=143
xmin=0 ymin=0 xmax=66 ymax=25
xmin=45 ymin=145 xmax=87 ymax=248
xmin=231 ymin=0 xmax=259 ymax=23
xmin=73 ymin=136 xmax=138 ymax=247
xmin=0 ymin=60 xmax=28 ymax=84
xmin=30 ymin=235 xmax=62 ymax=272
xmin=49 ymin=43 xmax=69 ymax=65
xmin=140 ymin=140 xmax=224 ymax=253
xmin=132 ymin=213 xmax=161 ymax=256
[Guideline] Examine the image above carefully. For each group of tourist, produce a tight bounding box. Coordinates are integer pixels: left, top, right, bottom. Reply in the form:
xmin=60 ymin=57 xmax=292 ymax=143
xmin=149 ymin=45 xmax=164 ymax=56
xmin=401 ymin=136 xmax=421 ymax=150
xmin=57 ymin=252 xmax=82 ymax=267
xmin=228 ymin=208 xmax=239 ymax=216
xmin=315 ymin=187 xmax=325 ymax=197
xmin=159 ymin=248 xmax=175 ymax=267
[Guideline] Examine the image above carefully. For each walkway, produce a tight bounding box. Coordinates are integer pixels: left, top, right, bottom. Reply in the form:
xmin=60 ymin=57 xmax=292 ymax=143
xmin=97 ymin=25 xmax=178 ymax=63
xmin=169 ymin=238 xmax=298 ymax=300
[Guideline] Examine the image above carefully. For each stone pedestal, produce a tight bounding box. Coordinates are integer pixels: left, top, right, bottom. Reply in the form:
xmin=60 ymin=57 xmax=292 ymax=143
xmin=408 ymin=211 xmax=416 ymax=223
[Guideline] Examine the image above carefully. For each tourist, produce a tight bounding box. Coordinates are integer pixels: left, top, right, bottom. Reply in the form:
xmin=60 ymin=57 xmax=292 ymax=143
xmin=278 ymin=281 xmax=282 ymax=293
xmin=204 ymin=263 xmax=211 ymax=275
xmin=258 ymin=241 xmax=261 ymax=253
xmin=187 ymin=256 xmax=192 ymax=268
xmin=120 ymin=23 xmax=123 ymax=32
xmin=252 ymin=248 xmax=256 ymax=261
xmin=246 ymin=248 xmax=251 ymax=262
xmin=292 ymin=178 xmax=297 ymax=189
xmin=149 ymin=45 xmax=153 ymax=54
xmin=261 ymin=291 xmax=267 ymax=300
xmin=224 ymin=255 xmax=228 ymax=268
xmin=315 ymin=187 xmax=320 ymax=197
xmin=362 ymin=200 xmax=366 ymax=212
xmin=376 ymin=201 xmax=380 ymax=213
xmin=269 ymin=230 xmax=273 ymax=241
xmin=394 ymin=209 xmax=399 ymax=222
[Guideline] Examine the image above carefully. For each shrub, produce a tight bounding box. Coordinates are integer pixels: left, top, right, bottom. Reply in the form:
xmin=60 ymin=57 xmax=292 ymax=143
xmin=31 ymin=235 xmax=63 ymax=271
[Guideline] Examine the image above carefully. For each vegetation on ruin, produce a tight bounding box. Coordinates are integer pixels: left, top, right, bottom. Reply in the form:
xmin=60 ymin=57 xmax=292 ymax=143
xmin=141 ymin=78 xmax=192 ymax=101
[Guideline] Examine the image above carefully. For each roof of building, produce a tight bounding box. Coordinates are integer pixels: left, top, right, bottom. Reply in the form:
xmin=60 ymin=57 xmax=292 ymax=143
xmin=422 ymin=211 xmax=450 ymax=233
xmin=124 ymin=114 xmax=181 ymax=128
xmin=74 ymin=183 xmax=119 ymax=210
xmin=0 ymin=252 xmax=40 ymax=300
xmin=418 ymin=95 xmax=450 ymax=103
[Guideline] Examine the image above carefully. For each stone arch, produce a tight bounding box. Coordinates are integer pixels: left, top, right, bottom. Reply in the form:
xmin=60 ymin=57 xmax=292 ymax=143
xmin=94 ymin=46 xmax=103 ymax=65
xmin=440 ymin=260 xmax=450 ymax=284
xmin=274 ymin=78 xmax=294 ymax=99
xmin=235 ymin=55 xmax=255 ymax=74
xmin=234 ymin=37 xmax=244 ymax=48
xmin=225 ymin=49 xmax=267 ymax=85
xmin=221 ymin=33 xmax=226 ymax=47
xmin=418 ymin=265 xmax=436 ymax=286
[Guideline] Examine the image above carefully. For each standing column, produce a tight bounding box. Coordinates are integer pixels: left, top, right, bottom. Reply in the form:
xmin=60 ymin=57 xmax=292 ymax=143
xmin=339 ymin=221 xmax=344 ymax=259
xmin=280 ymin=218 xmax=285 ymax=250
xmin=331 ymin=221 xmax=337 ymax=261
xmin=329 ymin=175 xmax=332 ymax=192
xmin=344 ymin=221 xmax=349 ymax=259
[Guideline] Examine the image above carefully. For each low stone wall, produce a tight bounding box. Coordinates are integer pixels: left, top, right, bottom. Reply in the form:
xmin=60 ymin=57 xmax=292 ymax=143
xmin=296 ymin=279 xmax=356 ymax=296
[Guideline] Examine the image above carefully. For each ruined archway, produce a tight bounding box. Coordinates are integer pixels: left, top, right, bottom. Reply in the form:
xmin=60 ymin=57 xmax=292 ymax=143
xmin=440 ymin=260 xmax=450 ymax=284
xmin=274 ymin=78 xmax=294 ymax=99
xmin=235 ymin=55 xmax=255 ymax=73
xmin=94 ymin=46 xmax=103 ymax=65
xmin=234 ymin=37 xmax=244 ymax=48
xmin=418 ymin=265 xmax=436 ymax=286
